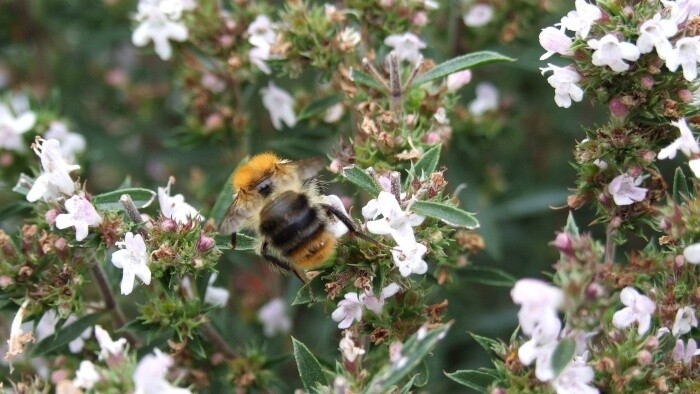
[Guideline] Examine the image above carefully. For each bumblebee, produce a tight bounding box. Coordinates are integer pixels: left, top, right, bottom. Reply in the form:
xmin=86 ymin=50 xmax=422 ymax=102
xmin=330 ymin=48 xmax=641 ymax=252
xmin=219 ymin=153 xmax=368 ymax=282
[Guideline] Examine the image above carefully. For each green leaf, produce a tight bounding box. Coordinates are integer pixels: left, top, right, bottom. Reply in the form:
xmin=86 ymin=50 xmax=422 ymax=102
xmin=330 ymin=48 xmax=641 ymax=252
xmin=292 ymin=275 xmax=327 ymax=305
xmin=412 ymin=145 xmax=441 ymax=179
xmin=410 ymin=201 xmax=479 ymax=229
xmin=458 ymin=265 xmax=516 ymax=287
xmin=341 ymin=166 xmax=380 ymax=197
xmin=297 ymin=95 xmax=341 ymax=121
xmin=292 ymin=337 xmax=327 ymax=392
xmin=210 ymin=171 xmax=235 ymax=225
xmin=12 ymin=173 xmax=33 ymax=196
xmin=469 ymin=332 xmax=500 ymax=356
xmin=412 ymin=51 xmax=514 ymax=87
xmin=0 ymin=200 xmax=31 ymax=222
xmin=673 ymin=167 xmax=691 ymax=202
xmin=93 ymin=188 xmax=156 ymax=212
xmin=350 ymin=68 xmax=385 ymax=92
xmin=564 ymin=211 xmax=579 ymax=236
xmin=551 ymin=338 xmax=575 ymax=377
xmin=364 ymin=323 xmax=451 ymax=393
xmin=32 ymin=313 xmax=103 ymax=356
xmin=445 ymin=370 xmax=496 ymax=391
xmin=215 ymin=233 xmax=256 ymax=251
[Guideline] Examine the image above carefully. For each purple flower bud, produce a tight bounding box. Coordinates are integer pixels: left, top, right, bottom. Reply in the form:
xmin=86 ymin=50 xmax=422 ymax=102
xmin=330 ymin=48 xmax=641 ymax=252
xmin=640 ymin=75 xmax=654 ymax=90
xmin=552 ymin=232 xmax=574 ymax=254
xmin=628 ymin=166 xmax=642 ymax=178
xmin=678 ymin=89 xmax=693 ymax=103
xmin=637 ymin=349 xmax=652 ymax=365
xmin=675 ymin=254 xmax=685 ymax=268
xmin=610 ymin=216 xmax=622 ymax=229
xmin=45 ymin=209 xmax=58 ymax=226
xmin=162 ymin=218 xmax=178 ymax=232
xmin=197 ymin=235 xmax=216 ymax=253
xmin=609 ymin=97 xmax=629 ymax=119
xmin=423 ymin=132 xmax=442 ymax=144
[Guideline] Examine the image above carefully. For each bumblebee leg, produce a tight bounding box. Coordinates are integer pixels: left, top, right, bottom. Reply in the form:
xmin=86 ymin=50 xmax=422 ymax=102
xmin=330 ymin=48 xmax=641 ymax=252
xmin=230 ymin=232 xmax=237 ymax=250
xmin=261 ymin=241 xmax=308 ymax=283
xmin=322 ymin=204 xmax=379 ymax=245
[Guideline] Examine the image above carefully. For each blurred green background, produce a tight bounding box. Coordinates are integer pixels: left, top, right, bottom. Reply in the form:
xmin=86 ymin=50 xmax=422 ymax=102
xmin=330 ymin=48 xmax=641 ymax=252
xmin=0 ymin=0 xmax=607 ymax=391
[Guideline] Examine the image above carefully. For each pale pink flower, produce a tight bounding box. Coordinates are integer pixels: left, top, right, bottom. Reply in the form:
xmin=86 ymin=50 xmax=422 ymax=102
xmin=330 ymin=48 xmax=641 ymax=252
xmin=658 ymin=118 xmax=699 ymax=160
xmin=331 ymin=292 xmax=363 ymax=329
xmin=261 ymin=82 xmax=297 ymax=130
xmin=391 ymin=242 xmax=428 ymax=277
xmin=43 ymin=121 xmax=86 ymax=162
xmin=339 ymin=331 xmax=365 ymax=362
xmin=0 ymin=96 xmax=36 ymax=151
xmin=662 ymin=0 xmax=700 ymax=24
xmin=158 ymin=177 xmax=202 ymax=224
xmin=636 ymin=13 xmax=677 ymax=60
xmin=365 ymin=191 xmax=425 ymax=247
xmin=462 ymin=4 xmax=494 ymax=27
xmin=360 ymin=283 xmax=400 ymax=314
xmin=511 ymin=279 xmax=563 ymax=336
xmin=539 ymin=26 xmax=574 ymax=60
xmin=552 ymin=355 xmax=599 ymax=394
xmin=446 ymin=69 xmax=472 ymax=91
xmin=560 ymin=0 xmax=602 ymax=39
xmin=323 ymin=194 xmax=350 ymax=237
xmin=133 ymin=348 xmax=192 ymax=393
xmin=26 ymin=138 xmax=80 ymax=202
xmin=132 ymin=0 xmax=189 ymax=60
xmin=247 ymin=15 xmax=277 ymax=48
xmin=73 ymin=361 xmax=101 ymax=390
xmin=384 ymin=32 xmax=426 ymax=64
xmin=665 ymin=36 xmax=700 ymax=81
xmin=94 ymin=325 xmax=127 ymax=361
xmin=612 ymin=287 xmax=656 ymax=335
xmin=111 ymin=232 xmax=151 ymax=295
xmin=55 ymin=195 xmax=103 ymax=242
xmin=468 ymin=82 xmax=499 ymax=115
xmin=588 ymin=34 xmax=640 ymax=73
xmin=540 ymin=64 xmax=584 ymax=108
xmin=203 ymin=273 xmax=230 ymax=308
xmin=607 ymin=174 xmax=647 ymax=206
xmin=672 ymin=338 xmax=700 ymax=366
xmin=683 ymin=242 xmax=700 ymax=264
xmin=257 ymin=298 xmax=292 ymax=337
xmin=672 ymin=306 xmax=698 ymax=336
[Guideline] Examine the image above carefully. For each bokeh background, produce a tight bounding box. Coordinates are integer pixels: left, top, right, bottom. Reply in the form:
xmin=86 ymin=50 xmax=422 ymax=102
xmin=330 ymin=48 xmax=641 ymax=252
xmin=0 ymin=0 xmax=608 ymax=391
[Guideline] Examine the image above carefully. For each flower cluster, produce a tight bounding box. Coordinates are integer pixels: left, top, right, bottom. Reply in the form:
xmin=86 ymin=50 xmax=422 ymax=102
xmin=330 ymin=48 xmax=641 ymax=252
xmin=131 ymin=0 xmax=195 ymax=60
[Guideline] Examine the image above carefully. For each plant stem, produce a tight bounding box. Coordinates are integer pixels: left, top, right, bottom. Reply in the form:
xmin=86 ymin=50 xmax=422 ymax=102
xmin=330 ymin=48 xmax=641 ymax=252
xmin=604 ymin=224 xmax=616 ymax=265
xmin=91 ymin=263 xmax=140 ymax=346
xmin=201 ymin=322 xmax=238 ymax=360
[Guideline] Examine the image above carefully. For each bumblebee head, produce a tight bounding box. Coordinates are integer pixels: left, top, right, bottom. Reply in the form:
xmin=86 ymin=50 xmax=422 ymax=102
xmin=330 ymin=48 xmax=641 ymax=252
xmin=232 ymin=153 xmax=282 ymax=193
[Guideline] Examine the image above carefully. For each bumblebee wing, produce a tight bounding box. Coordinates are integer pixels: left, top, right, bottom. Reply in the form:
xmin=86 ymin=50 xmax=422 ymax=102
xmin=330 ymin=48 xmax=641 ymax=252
xmin=218 ymin=196 xmax=249 ymax=234
xmin=291 ymin=157 xmax=325 ymax=181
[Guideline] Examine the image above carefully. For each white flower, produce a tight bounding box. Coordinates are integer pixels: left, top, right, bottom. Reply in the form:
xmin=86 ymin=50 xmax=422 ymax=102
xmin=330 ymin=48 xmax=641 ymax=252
xmin=133 ymin=348 xmax=192 ymax=394
xmin=132 ymin=0 xmax=189 ymax=61
xmin=539 ymin=26 xmax=574 ymax=60
xmin=158 ymin=177 xmax=202 ymax=224
xmin=462 ymin=4 xmax=494 ymax=27
xmin=43 ymin=121 xmax=86 ymax=162
xmin=665 ymin=36 xmax=700 ymax=81
xmin=391 ymin=242 xmax=428 ymax=277
xmin=360 ymin=283 xmax=400 ymax=314
xmin=612 ymin=287 xmax=656 ymax=335
xmin=35 ymin=311 xmax=91 ymax=353
xmin=331 ymin=292 xmax=363 ymax=329
xmin=662 ymin=0 xmax=700 ymax=24
xmin=323 ymin=103 xmax=345 ymax=123
xmin=636 ymin=13 xmax=677 ymax=60
xmin=689 ymin=158 xmax=700 ymax=178
xmin=552 ymin=355 xmax=599 ymax=394
xmin=433 ymin=107 xmax=448 ymax=124
xmin=323 ymin=194 xmax=350 ymax=237
xmin=683 ymin=242 xmax=700 ymax=264
xmin=560 ymin=0 xmax=602 ymax=39
xmin=672 ymin=338 xmax=700 ymax=366
xmin=540 ymin=64 xmax=584 ymax=108
xmin=200 ymin=74 xmax=226 ymax=93
xmin=588 ymin=34 xmax=640 ymax=73
xmin=111 ymin=232 xmax=151 ymax=295
xmin=518 ymin=338 xmax=558 ymax=382
xmin=468 ymin=82 xmax=499 ymax=116
xmin=607 ymin=174 xmax=647 ymax=206
xmin=338 ymin=27 xmax=361 ymax=49
xmin=339 ymin=331 xmax=365 ymax=362
xmin=511 ymin=279 xmax=564 ymax=336
xmin=0 ymin=97 xmax=36 ymax=151
xmin=247 ymin=15 xmax=277 ymax=48
xmin=672 ymin=306 xmax=698 ymax=336
xmin=658 ymin=118 xmax=699 ymax=160
xmin=26 ymin=138 xmax=80 ymax=203
xmin=204 ymin=273 xmax=230 ymax=308
xmin=261 ymin=81 xmax=297 ymax=130
xmin=55 ymin=195 xmax=103 ymax=242
xmin=249 ymin=46 xmax=273 ymax=74
xmin=446 ymin=69 xmax=472 ymax=91
xmin=73 ymin=360 xmax=101 ymax=390
xmin=365 ymin=191 xmax=425 ymax=247
xmin=4 ymin=299 xmax=32 ymax=371
xmin=384 ymin=32 xmax=426 ymax=64
xmin=94 ymin=325 xmax=127 ymax=361
xmin=257 ymin=298 xmax=292 ymax=337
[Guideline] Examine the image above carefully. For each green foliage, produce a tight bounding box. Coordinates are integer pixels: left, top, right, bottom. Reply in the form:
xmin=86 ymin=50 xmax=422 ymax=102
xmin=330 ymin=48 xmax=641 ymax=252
xmin=410 ymin=201 xmax=479 ymax=229
xmin=411 ymin=51 xmax=515 ymax=87
xmin=92 ymin=188 xmax=157 ymax=211
xmin=292 ymin=337 xmax=327 ymax=392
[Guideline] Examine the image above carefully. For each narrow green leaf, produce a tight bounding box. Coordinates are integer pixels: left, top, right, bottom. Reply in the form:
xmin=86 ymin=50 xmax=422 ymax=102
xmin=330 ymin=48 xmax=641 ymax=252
xmin=445 ymin=370 xmax=496 ymax=391
xmin=412 ymin=51 xmax=514 ymax=87
xmin=341 ymin=166 xmax=380 ymax=197
xmin=292 ymin=275 xmax=326 ymax=305
xmin=673 ymin=167 xmax=691 ymax=202
xmin=32 ymin=313 xmax=103 ymax=356
xmin=364 ymin=323 xmax=450 ymax=393
xmin=350 ymin=68 xmax=385 ymax=92
xmin=297 ymin=95 xmax=341 ymax=121
xmin=551 ymin=338 xmax=575 ymax=377
xmin=412 ymin=145 xmax=441 ymax=179
xmin=459 ymin=266 xmax=516 ymax=287
xmin=292 ymin=337 xmax=327 ymax=392
xmin=215 ymin=233 xmax=256 ymax=251
xmin=0 ymin=201 xmax=31 ymax=222
xmin=469 ymin=332 xmax=500 ymax=356
xmin=211 ymin=171 xmax=235 ymax=224
xmin=93 ymin=188 xmax=156 ymax=212
xmin=410 ymin=201 xmax=479 ymax=229
xmin=564 ymin=211 xmax=579 ymax=236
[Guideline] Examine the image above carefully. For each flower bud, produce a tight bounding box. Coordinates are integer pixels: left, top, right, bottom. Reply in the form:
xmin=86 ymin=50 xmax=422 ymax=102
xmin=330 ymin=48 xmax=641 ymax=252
xmin=423 ymin=132 xmax=442 ymax=144
xmin=161 ymin=218 xmax=178 ymax=232
xmin=412 ymin=11 xmax=428 ymax=26
xmin=678 ymin=89 xmax=693 ymax=103
xmin=552 ymin=232 xmax=574 ymax=254
xmin=637 ymin=349 xmax=652 ymax=365
xmin=45 ymin=209 xmax=58 ymax=226
xmin=447 ymin=69 xmax=473 ymax=91
xmin=610 ymin=216 xmax=622 ymax=229
xmin=585 ymin=282 xmax=604 ymax=299
xmin=640 ymin=75 xmax=654 ymax=90
xmin=329 ymin=159 xmax=341 ymax=173
xmin=609 ymin=97 xmax=629 ymax=119
xmin=196 ymin=235 xmax=216 ymax=253
xmin=645 ymin=335 xmax=659 ymax=349
xmin=675 ymin=254 xmax=685 ymax=268
xmin=627 ymin=166 xmax=642 ymax=178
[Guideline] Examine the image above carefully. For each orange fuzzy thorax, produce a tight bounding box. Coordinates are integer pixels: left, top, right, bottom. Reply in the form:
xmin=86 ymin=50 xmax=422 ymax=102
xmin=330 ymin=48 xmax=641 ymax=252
xmin=232 ymin=153 xmax=281 ymax=191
